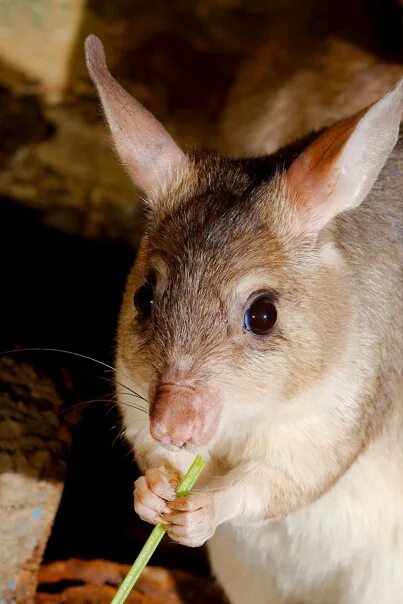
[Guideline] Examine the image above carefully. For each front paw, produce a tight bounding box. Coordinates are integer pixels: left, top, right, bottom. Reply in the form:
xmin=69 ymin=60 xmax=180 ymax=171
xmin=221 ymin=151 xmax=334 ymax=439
xmin=134 ymin=467 xmax=178 ymax=525
xmin=163 ymin=491 xmax=217 ymax=547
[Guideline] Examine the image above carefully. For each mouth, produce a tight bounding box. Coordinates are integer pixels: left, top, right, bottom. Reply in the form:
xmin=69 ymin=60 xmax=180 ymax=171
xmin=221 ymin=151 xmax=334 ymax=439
xmin=158 ymin=440 xmax=200 ymax=453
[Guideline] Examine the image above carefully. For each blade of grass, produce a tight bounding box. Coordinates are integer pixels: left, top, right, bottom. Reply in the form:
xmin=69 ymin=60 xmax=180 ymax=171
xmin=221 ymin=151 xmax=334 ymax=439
xmin=111 ymin=455 xmax=208 ymax=604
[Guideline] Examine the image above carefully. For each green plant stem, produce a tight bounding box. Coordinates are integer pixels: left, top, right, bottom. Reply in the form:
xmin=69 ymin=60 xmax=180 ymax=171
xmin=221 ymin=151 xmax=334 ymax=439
xmin=111 ymin=455 xmax=207 ymax=604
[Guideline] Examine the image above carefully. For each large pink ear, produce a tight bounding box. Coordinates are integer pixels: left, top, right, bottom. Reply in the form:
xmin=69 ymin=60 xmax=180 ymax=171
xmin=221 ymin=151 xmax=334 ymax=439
xmin=85 ymin=35 xmax=186 ymax=199
xmin=286 ymin=79 xmax=403 ymax=231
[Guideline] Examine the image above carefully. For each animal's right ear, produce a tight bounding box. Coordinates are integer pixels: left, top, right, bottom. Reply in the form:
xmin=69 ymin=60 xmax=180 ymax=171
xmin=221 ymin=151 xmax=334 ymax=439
xmin=85 ymin=35 xmax=187 ymax=201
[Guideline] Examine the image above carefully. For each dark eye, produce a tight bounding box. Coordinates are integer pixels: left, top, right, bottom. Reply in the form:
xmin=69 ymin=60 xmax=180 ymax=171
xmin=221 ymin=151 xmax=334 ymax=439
xmin=244 ymin=295 xmax=277 ymax=335
xmin=133 ymin=282 xmax=154 ymax=318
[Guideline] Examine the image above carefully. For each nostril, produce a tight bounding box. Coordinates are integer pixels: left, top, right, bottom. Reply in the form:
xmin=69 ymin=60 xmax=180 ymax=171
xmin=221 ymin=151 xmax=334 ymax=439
xmin=150 ymin=423 xmax=191 ymax=448
xmin=150 ymin=429 xmax=171 ymax=446
xmin=171 ymin=437 xmax=190 ymax=448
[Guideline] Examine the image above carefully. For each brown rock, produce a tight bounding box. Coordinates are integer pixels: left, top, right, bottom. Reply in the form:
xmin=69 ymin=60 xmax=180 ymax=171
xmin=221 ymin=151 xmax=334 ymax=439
xmin=0 ymin=1 xmax=273 ymax=244
xmin=36 ymin=559 xmax=226 ymax=603
xmin=0 ymin=0 xmax=86 ymax=101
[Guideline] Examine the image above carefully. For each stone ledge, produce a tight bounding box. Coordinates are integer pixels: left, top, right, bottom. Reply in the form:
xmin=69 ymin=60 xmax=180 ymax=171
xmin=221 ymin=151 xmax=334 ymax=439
xmin=36 ymin=558 xmax=226 ymax=603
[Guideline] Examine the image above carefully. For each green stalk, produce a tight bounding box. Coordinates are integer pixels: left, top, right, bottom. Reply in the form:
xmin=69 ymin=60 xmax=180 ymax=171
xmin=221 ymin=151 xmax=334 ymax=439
xmin=111 ymin=455 xmax=207 ymax=604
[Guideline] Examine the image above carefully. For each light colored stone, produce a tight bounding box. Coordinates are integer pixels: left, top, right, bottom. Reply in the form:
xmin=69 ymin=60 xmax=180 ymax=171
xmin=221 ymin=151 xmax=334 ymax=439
xmin=0 ymin=0 xmax=85 ymax=100
xmin=0 ymin=473 xmax=62 ymax=603
xmin=0 ymin=358 xmax=71 ymax=603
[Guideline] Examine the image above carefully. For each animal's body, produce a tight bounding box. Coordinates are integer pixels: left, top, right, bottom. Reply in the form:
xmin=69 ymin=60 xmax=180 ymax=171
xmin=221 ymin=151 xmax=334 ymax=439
xmin=217 ymin=36 xmax=403 ymax=157
xmin=85 ymin=34 xmax=403 ymax=604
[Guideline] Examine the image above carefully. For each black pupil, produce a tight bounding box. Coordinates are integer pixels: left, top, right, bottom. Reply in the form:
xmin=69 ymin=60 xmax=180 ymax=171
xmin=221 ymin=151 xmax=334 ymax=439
xmin=134 ymin=282 xmax=153 ymax=317
xmin=244 ymin=296 xmax=277 ymax=335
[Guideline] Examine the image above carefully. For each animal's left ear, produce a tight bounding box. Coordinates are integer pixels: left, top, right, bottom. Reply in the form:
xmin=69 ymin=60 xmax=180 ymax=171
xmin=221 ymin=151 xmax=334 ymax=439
xmin=286 ymin=80 xmax=403 ymax=231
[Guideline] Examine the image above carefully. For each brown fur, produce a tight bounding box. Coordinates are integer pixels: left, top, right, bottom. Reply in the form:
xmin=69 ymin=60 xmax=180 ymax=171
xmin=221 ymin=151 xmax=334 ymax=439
xmin=117 ymin=124 xmax=402 ymax=518
xmin=86 ymin=35 xmax=402 ymax=602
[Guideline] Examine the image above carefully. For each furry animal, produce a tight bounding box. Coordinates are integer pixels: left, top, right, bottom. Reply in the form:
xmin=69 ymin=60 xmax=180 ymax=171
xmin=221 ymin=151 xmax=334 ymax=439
xmin=86 ymin=34 xmax=403 ymax=604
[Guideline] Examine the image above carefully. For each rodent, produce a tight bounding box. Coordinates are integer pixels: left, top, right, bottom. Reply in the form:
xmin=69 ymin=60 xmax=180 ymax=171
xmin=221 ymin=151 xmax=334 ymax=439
xmin=85 ymin=34 xmax=403 ymax=604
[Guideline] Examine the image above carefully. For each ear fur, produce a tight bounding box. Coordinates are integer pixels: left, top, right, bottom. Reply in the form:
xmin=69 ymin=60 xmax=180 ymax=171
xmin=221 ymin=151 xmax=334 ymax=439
xmin=85 ymin=35 xmax=186 ymax=199
xmin=286 ymin=79 xmax=403 ymax=230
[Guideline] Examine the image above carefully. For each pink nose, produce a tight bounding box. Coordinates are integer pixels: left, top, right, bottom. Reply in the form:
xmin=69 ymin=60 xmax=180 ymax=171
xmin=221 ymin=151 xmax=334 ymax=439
xmin=151 ymin=421 xmax=194 ymax=448
xmin=150 ymin=385 xmax=199 ymax=447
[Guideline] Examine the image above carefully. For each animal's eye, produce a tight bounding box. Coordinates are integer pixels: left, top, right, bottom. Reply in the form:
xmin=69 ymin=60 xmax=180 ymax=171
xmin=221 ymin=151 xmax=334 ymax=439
xmin=244 ymin=295 xmax=277 ymax=335
xmin=133 ymin=282 xmax=154 ymax=318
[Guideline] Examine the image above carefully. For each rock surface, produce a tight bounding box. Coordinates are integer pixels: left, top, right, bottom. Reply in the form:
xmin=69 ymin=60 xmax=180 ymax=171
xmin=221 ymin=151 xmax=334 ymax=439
xmin=0 ymin=358 xmax=73 ymax=603
xmin=0 ymin=1 xmax=401 ymax=243
xmin=0 ymin=1 xmax=273 ymax=244
xmin=36 ymin=559 xmax=226 ymax=603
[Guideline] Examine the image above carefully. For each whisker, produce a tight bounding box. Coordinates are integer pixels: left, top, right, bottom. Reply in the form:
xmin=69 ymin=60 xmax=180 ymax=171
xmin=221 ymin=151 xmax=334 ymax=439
xmin=0 ymin=346 xmax=148 ymax=403
xmin=63 ymin=397 xmax=148 ymax=416
xmin=107 ymin=397 xmax=148 ymax=414
xmin=104 ymin=403 xmax=117 ymax=421
xmin=97 ymin=374 xmax=148 ymax=403
xmin=1 ymin=346 xmax=116 ymax=370
xmin=113 ymin=391 xmax=148 ymax=414
xmin=115 ymin=400 xmax=148 ymax=414
xmin=62 ymin=396 xmax=114 ymax=414
xmin=112 ymin=427 xmax=127 ymax=448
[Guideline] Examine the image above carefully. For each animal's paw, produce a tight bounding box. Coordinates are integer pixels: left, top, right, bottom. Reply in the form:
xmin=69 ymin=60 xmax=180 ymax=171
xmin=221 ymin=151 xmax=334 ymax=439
xmin=164 ymin=491 xmax=217 ymax=547
xmin=134 ymin=467 xmax=179 ymax=525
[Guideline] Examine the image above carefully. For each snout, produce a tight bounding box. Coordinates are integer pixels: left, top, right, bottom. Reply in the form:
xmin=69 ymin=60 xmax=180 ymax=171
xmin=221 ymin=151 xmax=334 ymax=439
xmin=150 ymin=383 xmax=222 ymax=448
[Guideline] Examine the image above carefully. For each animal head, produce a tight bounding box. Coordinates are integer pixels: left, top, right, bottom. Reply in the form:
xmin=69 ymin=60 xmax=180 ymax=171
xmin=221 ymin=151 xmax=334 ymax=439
xmin=86 ymin=35 xmax=402 ymax=451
